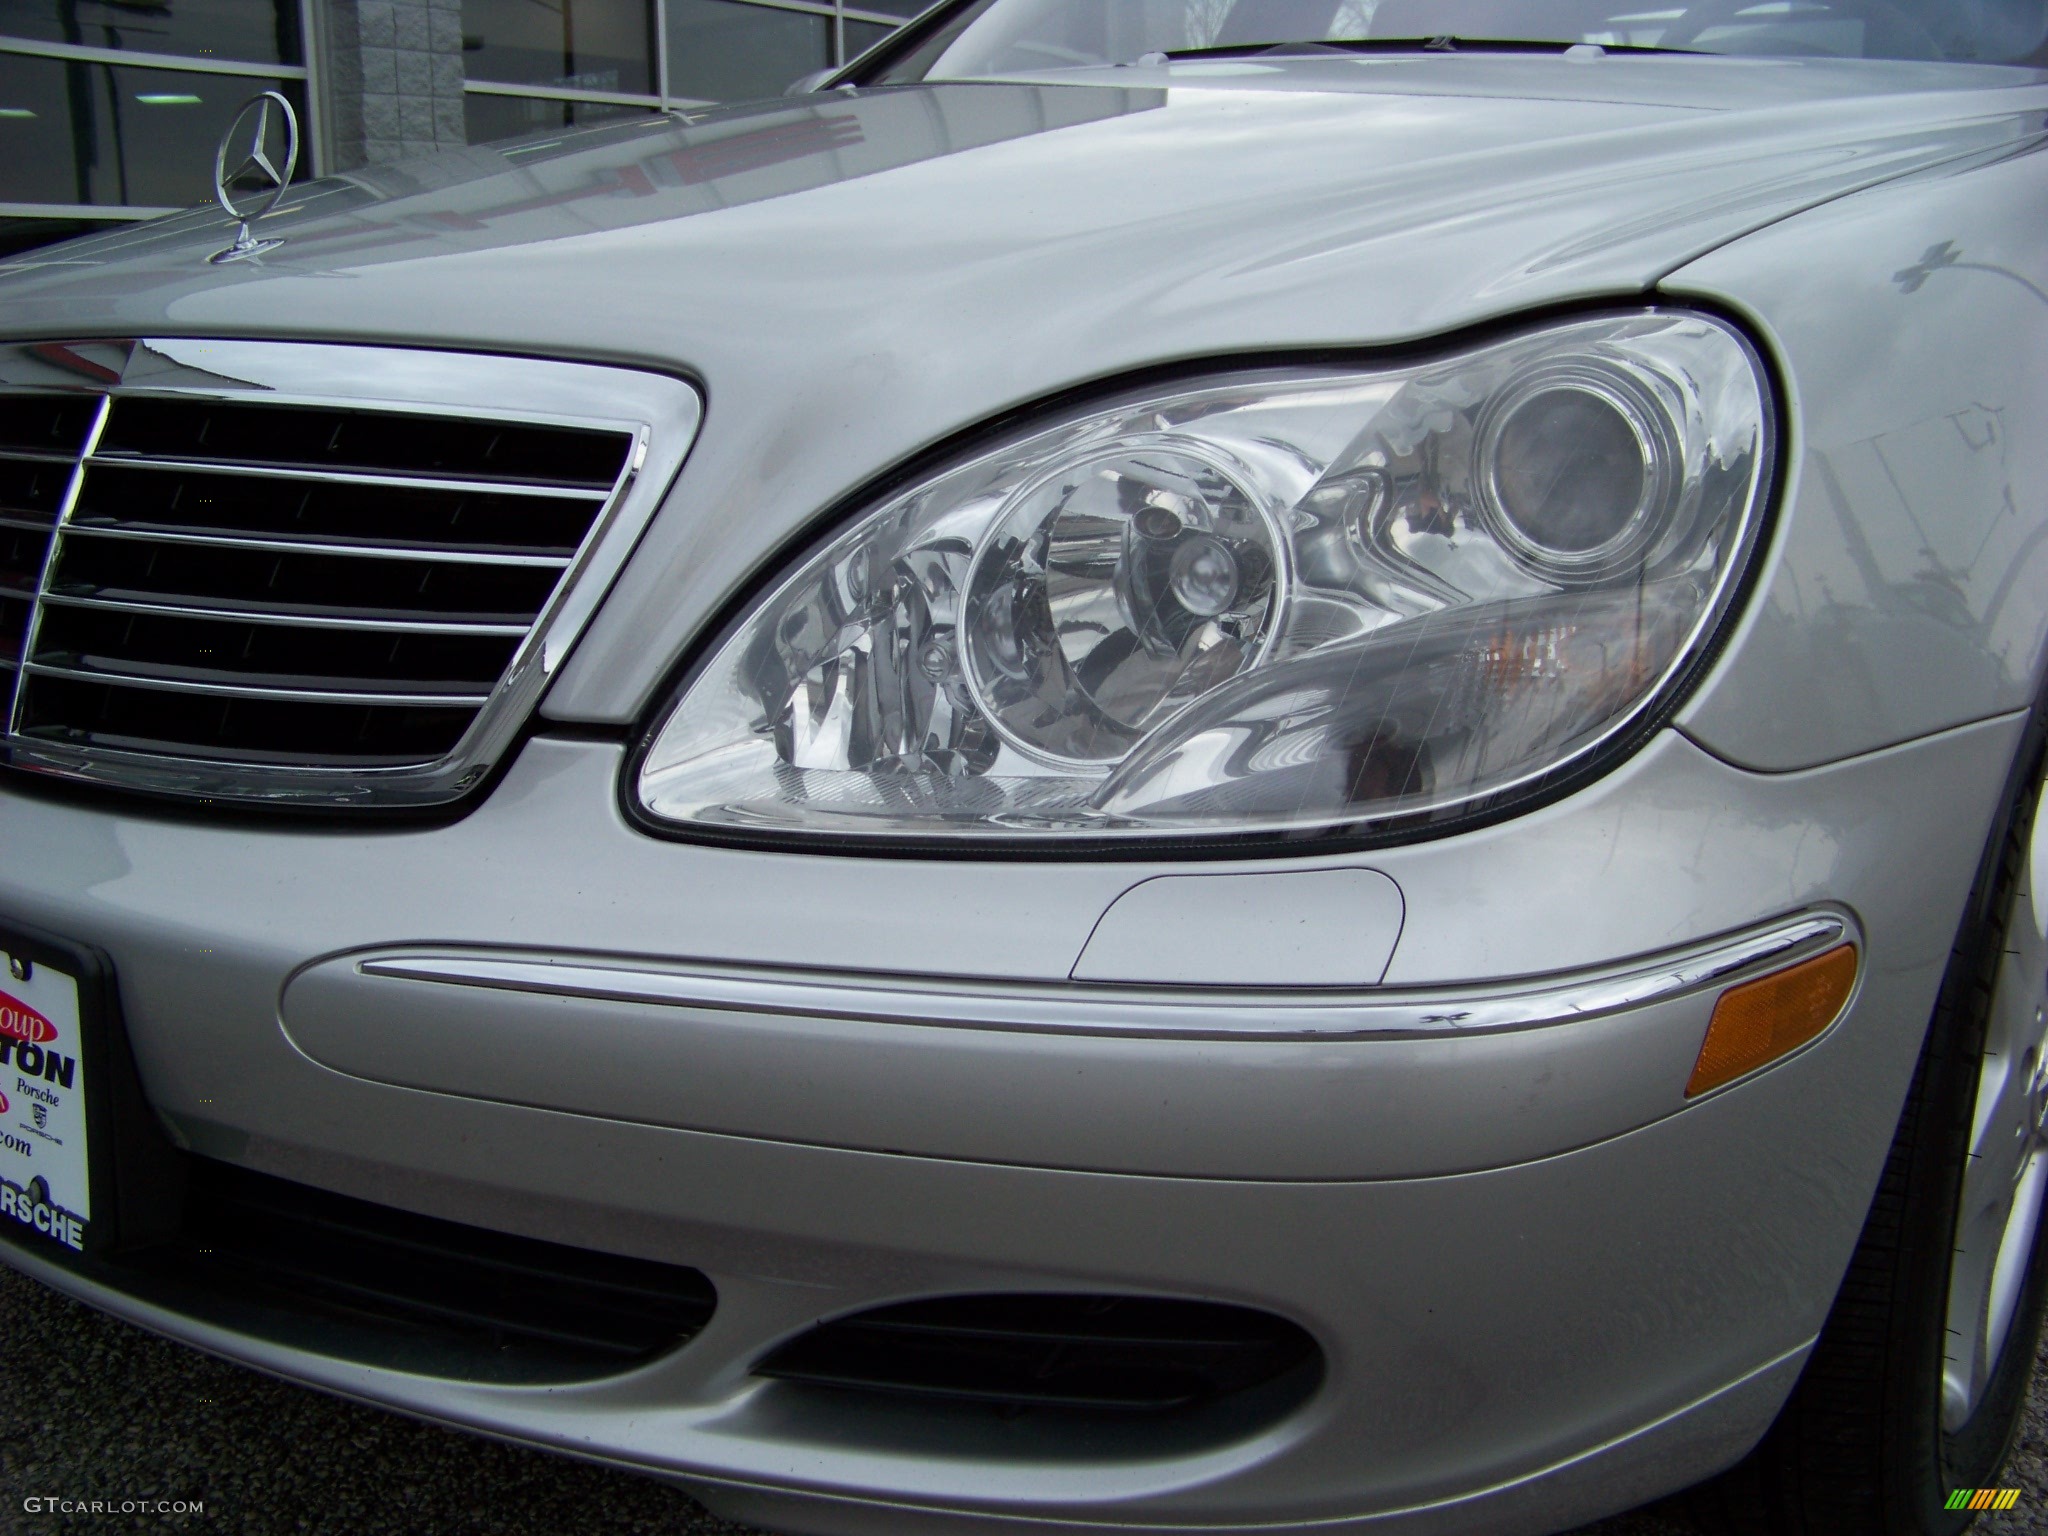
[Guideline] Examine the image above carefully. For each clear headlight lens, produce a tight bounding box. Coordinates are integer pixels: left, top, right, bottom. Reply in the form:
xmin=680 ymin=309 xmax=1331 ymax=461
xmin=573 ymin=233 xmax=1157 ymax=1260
xmin=635 ymin=312 xmax=1772 ymax=844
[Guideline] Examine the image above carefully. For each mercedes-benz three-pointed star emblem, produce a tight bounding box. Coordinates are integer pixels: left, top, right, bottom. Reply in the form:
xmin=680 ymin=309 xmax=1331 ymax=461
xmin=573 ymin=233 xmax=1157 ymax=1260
xmin=210 ymin=90 xmax=300 ymax=264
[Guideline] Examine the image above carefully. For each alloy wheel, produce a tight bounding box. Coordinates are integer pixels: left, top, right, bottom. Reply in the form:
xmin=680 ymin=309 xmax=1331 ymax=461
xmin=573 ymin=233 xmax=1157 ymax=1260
xmin=1943 ymin=777 xmax=2048 ymax=1432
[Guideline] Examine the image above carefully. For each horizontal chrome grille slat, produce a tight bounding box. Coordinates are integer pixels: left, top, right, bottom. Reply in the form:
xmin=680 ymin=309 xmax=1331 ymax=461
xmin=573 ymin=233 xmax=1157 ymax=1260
xmin=56 ymin=524 xmax=577 ymax=568
xmin=51 ymin=538 xmax=564 ymax=623
xmin=22 ymin=662 xmax=493 ymax=708
xmin=1 ymin=341 xmax=702 ymax=804
xmin=37 ymin=593 xmax=532 ymax=636
xmin=32 ymin=602 xmax=518 ymax=698
xmin=16 ymin=688 xmax=478 ymax=766
xmin=85 ymin=455 xmax=614 ymax=501
xmin=46 ymin=588 xmax=545 ymax=627
xmin=97 ymin=394 xmax=631 ymax=489
xmin=71 ymin=462 xmax=603 ymax=558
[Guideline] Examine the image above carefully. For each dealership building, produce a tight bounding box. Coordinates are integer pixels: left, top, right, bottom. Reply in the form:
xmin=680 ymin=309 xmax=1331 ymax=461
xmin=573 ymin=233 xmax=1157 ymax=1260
xmin=0 ymin=0 xmax=914 ymax=252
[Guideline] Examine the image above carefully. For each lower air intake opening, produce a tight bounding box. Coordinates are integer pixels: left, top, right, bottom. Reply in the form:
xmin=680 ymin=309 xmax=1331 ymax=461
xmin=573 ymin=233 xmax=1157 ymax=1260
xmin=102 ymin=1158 xmax=716 ymax=1384
xmin=756 ymin=1292 xmax=1322 ymax=1425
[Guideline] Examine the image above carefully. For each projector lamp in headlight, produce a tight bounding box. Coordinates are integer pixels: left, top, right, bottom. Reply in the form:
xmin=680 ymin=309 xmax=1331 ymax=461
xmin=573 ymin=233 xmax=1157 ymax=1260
xmin=961 ymin=446 xmax=1282 ymax=765
xmin=1477 ymin=359 xmax=1681 ymax=583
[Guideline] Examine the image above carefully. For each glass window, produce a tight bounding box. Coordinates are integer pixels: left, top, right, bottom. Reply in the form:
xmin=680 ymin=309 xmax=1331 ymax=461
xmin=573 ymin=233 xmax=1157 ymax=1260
xmin=843 ymin=0 xmax=926 ymax=16
xmin=844 ymin=16 xmax=897 ymax=59
xmin=665 ymin=0 xmax=829 ymax=102
xmin=0 ymin=0 xmax=301 ymax=65
xmin=462 ymin=89 xmax=655 ymax=141
xmin=0 ymin=54 xmax=304 ymax=207
xmin=461 ymin=0 xmax=654 ymax=93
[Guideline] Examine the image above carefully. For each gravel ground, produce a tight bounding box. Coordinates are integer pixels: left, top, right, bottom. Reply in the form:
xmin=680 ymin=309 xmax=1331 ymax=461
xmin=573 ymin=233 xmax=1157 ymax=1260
xmin=0 ymin=1267 xmax=2044 ymax=1535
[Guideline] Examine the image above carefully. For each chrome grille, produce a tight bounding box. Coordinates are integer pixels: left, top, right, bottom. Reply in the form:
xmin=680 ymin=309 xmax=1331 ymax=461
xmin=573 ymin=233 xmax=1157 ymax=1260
xmin=0 ymin=395 xmax=94 ymax=661
xmin=0 ymin=340 xmax=702 ymax=807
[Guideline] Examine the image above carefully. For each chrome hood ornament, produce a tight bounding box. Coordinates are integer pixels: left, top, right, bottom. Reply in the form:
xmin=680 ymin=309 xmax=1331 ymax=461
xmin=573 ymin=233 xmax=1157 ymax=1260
xmin=210 ymin=90 xmax=299 ymax=264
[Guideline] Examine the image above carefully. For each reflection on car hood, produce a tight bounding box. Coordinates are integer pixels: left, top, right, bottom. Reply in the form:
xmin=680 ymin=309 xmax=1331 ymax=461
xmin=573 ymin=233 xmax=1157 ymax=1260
xmin=2 ymin=56 xmax=2043 ymax=359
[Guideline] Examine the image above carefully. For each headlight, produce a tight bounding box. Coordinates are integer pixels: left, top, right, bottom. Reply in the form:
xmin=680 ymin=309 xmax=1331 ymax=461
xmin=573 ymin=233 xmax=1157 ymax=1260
xmin=634 ymin=311 xmax=1773 ymax=847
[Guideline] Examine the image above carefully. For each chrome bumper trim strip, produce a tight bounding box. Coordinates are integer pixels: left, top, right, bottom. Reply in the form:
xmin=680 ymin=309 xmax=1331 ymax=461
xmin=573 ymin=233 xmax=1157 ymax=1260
xmin=354 ymin=908 xmax=1854 ymax=1041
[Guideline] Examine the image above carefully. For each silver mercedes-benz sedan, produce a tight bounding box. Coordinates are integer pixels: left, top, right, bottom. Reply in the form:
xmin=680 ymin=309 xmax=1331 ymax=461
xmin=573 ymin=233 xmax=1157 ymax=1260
xmin=1 ymin=2 xmax=2045 ymax=1531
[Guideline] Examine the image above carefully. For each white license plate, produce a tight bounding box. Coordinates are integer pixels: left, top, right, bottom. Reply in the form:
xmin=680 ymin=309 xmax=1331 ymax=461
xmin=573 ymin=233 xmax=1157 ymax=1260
xmin=0 ymin=949 xmax=90 ymax=1253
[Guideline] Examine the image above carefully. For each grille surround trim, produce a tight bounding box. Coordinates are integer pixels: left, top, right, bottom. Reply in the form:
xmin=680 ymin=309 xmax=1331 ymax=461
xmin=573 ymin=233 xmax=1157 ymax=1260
xmin=0 ymin=339 xmax=702 ymax=807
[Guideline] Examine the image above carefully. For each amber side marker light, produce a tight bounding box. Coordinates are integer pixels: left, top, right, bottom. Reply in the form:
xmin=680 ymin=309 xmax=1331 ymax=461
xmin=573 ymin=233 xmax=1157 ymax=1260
xmin=1686 ymin=943 xmax=1860 ymax=1098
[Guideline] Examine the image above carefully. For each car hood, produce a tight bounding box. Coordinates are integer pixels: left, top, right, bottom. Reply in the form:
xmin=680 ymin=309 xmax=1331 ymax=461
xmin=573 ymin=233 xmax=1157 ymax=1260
xmin=2 ymin=53 xmax=2044 ymax=719
xmin=2 ymin=55 xmax=2043 ymax=353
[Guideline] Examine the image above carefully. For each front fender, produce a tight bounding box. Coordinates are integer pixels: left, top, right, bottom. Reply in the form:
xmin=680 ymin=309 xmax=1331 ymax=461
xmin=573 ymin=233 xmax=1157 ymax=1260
xmin=1666 ymin=132 xmax=2048 ymax=771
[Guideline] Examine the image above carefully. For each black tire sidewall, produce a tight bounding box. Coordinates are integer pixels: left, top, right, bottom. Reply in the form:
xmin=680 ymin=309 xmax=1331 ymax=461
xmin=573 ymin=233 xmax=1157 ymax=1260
xmin=1896 ymin=721 xmax=2048 ymax=1525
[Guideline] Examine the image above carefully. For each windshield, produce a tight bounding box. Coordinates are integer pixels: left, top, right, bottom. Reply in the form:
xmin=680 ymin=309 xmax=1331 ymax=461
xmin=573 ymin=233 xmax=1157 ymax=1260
xmin=867 ymin=0 xmax=2048 ymax=79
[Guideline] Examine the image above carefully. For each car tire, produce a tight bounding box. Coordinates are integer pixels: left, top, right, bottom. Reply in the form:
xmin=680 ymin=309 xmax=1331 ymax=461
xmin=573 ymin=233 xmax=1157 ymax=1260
xmin=1693 ymin=712 xmax=2048 ymax=1533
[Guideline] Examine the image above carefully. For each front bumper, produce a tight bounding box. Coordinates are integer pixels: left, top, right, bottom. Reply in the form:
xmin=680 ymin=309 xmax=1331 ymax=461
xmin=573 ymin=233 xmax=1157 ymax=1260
xmin=0 ymin=713 xmax=2023 ymax=1534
